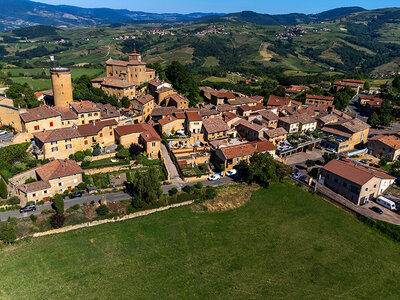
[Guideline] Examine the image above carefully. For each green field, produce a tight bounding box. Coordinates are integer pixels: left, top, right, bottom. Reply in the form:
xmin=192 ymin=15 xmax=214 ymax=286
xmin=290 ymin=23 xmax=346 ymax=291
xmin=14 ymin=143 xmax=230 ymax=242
xmin=1 ymin=182 xmax=400 ymax=298
xmin=7 ymin=68 xmax=105 ymax=91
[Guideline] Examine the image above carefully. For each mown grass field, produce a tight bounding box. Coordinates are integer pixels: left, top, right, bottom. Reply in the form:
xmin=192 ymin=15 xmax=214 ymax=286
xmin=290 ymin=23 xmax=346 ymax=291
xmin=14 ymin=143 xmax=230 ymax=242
xmin=1 ymin=182 xmax=400 ymax=299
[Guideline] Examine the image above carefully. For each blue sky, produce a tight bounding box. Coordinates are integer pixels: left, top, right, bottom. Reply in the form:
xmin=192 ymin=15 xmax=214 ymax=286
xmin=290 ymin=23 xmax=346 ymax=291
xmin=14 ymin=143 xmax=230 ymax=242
xmin=38 ymin=0 xmax=400 ymax=14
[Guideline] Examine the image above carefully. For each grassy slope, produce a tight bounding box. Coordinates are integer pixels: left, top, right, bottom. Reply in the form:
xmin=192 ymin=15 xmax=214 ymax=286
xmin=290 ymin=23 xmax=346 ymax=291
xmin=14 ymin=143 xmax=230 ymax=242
xmin=1 ymin=182 xmax=400 ymax=299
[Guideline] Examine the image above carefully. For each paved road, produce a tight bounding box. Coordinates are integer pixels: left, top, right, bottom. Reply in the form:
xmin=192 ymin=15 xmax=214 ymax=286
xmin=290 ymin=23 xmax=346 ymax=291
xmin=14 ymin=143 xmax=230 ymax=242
xmin=160 ymin=144 xmax=183 ymax=185
xmin=1 ymin=176 xmax=235 ymax=221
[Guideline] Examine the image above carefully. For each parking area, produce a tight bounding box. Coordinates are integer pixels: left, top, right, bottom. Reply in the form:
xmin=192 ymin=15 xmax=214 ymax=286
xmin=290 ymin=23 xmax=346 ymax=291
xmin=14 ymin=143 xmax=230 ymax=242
xmin=285 ymin=148 xmax=326 ymax=167
xmin=359 ymin=201 xmax=400 ymax=225
xmin=0 ymin=132 xmax=14 ymax=145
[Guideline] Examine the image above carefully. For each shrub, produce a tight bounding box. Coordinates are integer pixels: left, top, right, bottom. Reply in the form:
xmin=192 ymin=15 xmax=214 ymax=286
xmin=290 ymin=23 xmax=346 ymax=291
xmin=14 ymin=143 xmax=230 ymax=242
xmin=96 ymin=204 xmax=110 ymax=216
xmin=195 ymin=182 xmax=203 ymax=189
xmin=41 ymin=208 xmax=56 ymax=215
xmin=0 ymin=222 xmax=16 ymax=243
xmin=50 ymin=213 xmax=65 ymax=229
xmin=169 ymin=187 xmax=178 ymax=195
xmin=64 ymin=213 xmax=88 ymax=226
xmin=132 ymin=197 xmax=146 ymax=209
xmin=30 ymin=214 xmax=37 ymax=223
xmin=126 ymin=171 xmax=132 ymax=183
xmin=379 ymin=157 xmax=389 ymax=167
xmin=0 ymin=177 xmax=7 ymax=199
xmin=92 ymin=148 xmax=101 ymax=156
xmin=6 ymin=196 xmax=20 ymax=205
xmin=204 ymin=186 xmax=218 ymax=200
xmin=81 ymin=160 xmax=90 ymax=167
xmin=83 ymin=149 xmax=93 ymax=156
xmin=116 ymin=148 xmax=130 ymax=159
xmin=183 ymin=185 xmax=194 ymax=194
xmin=38 ymin=200 xmax=45 ymax=205
xmin=74 ymin=151 xmax=85 ymax=162
xmin=53 ymin=194 xmax=64 ymax=214
xmin=69 ymin=154 xmax=75 ymax=160
xmin=77 ymin=182 xmax=87 ymax=191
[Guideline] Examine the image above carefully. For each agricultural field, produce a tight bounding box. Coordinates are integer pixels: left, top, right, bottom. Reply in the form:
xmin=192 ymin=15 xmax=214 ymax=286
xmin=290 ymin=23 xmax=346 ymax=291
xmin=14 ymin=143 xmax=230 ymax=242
xmin=1 ymin=182 xmax=400 ymax=298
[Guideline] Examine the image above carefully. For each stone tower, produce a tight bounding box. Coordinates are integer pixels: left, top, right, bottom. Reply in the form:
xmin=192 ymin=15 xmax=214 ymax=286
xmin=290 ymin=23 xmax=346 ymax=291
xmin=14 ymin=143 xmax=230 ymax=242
xmin=50 ymin=67 xmax=73 ymax=107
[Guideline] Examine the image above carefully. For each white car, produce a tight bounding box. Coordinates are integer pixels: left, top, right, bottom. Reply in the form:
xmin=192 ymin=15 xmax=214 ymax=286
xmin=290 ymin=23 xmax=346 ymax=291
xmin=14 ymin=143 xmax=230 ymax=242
xmin=226 ymin=169 xmax=237 ymax=176
xmin=208 ymin=173 xmax=221 ymax=181
xmin=0 ymin=130 xmax=8 ymax=135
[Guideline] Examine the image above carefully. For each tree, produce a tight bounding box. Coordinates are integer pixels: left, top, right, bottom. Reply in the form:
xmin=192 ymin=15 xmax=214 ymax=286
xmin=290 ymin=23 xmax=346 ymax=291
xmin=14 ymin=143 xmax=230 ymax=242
xmin=367 ymin=111 xmax=380 ymax=128
xmin=129 ymin=143 xmax=143 ymax=158
xmin=364 ymin=81 xmax=370 ymax=91
xmin=116 ymin=148 xmax=130 ymax=159
xmin=121 ymin=96 xmax=131 ymax=109
xmin=53 ymin=194 xmax=64 ymax=214
xmin=50 ymin=214 xmax=65 ymax=229
xmin=0 ymin=177 xmax=7 ymax=199
xmin=0 ymin=223 xmax=16 ymax=243
xmin=169 ymin=187 xmax=178 ymax=196
xmin=127 ymin=167 xmax=162 ymax=205
xmin=77 ymin=182 xmax=87 ymax=191
xmin=165 ymin=61 xmax=201 ymax=106
xmin=272 ymin=86 xmax=286 ymax=97
xmin=323 ymin=152 xmax=337 ymax=164
xmin=96 ymin=204 xmax=110 ymax=216
xmin=305 ymin=159 xmax=316 ymax=168
xmin=393 ymin=76 xmax=400 ymax=92
xmin=74 ymin=151 xmax=85 ymax=162
xmin=238 ymin=153 xmax=284 ymax=187
xmin=379 ymin=157 xmax=389 ymax=167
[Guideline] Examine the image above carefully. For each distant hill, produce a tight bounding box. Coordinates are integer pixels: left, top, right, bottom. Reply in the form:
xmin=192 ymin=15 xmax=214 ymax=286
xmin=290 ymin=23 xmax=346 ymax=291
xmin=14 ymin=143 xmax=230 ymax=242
xmin=197 ymin=7 xmax=367 ymax=26
xmin=0 ymin=0 xmax=223 ymax=31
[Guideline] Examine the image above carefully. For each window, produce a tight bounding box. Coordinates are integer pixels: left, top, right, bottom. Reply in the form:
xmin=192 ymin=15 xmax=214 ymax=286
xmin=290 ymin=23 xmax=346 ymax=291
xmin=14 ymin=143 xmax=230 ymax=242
xmin=58 ymin=182 xmax=63 ymax=187
xmin=374 ymin=184 xmax=377 ymax=188
xmin=32 ymin=193 xmax=36 ymax=198
xmin=43 ymin=190 xmax=47 ymax=195
xmin=74 ymin=178 xmax=78 ymax=183
xmin=99 ymin=133 xmax=103 ymax=137
xmin=51 ymin=141 xmax=57 ymax=145
xmin=65 ymin=144 xmax=72 ymax=149
xmin=365 ymin=187 xmax=368 ymax=192
xmin=152 ymin=142 xmax=156 ymax=147
xmin=50 ymin=122 xmax=54 ymax=127
xmin=84 ymin=140 xmax=88 ymax=145
xmin=110 ymin=132 xmax=113 ymax=136
xmin=51 ymin=147 xmax=58 ymax=152
xmin=65 ymin=138 xmax=71 ymax=142
xmin=34 ymin=125 xmax=40 ymax=131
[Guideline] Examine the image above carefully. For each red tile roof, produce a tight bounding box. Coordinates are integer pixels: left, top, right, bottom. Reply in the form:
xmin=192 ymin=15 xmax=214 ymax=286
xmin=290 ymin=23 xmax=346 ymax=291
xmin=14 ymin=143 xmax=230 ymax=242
xmin=70 ymin=101 xmax=100 ymax=114
xmin=267 ymin=95 xmax=300 ymax=107
xmin=219 ymin=143 xmax=256 ymax=160
xmin=36 ymin=159 xmax=82 ymax=181
xmin=211 ymin=92 xmax=236 ymax=99
xmin=202 ymin=118 xmax=229 ymax=134
xmin=249 ymin=140 xmax=276 ymax=152
xmin=78 ymin=119 xmax=118 ymax=136
xmin=52 ymin=106 xmax=78 ymax=120
xmin=135 ymin=94 xmax=154 ymax=105
xmin=186 ymin=111 xmax=202 ymax=121
xmin=159 ymin=115 xmax=177 ymax=126
xmin=114 ymin=123 xmax=161 ymax=141
xmin=20 ymin=105 xmax=60 ymax=123
xmin=306 ymin=94 xmax=334 ymax=101
xmin=323 ymin=159 xmax=394 ymax=186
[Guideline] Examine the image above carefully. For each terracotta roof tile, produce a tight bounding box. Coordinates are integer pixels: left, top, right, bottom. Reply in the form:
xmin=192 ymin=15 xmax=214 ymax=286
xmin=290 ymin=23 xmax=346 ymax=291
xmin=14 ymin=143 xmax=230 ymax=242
xmin=20 ymin=105 xmax=60 ymax=123
xmin=135 ymin=95 xmax=154 ymax=105
xmin=220 ymin=143 xmax=256 ymax=160
xmin=70 ymin=101 xmax=100 ymax=114
xmin=202 ymin=118 xmax=229 ymax=134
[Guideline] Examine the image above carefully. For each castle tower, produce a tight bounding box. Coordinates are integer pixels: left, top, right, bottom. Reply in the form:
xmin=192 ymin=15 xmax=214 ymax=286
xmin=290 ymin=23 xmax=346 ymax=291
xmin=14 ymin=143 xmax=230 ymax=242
xmin=128 ymin=49 xmax=142 ymax=62
xmin=50 ymin=67 xmax=73 ymax=108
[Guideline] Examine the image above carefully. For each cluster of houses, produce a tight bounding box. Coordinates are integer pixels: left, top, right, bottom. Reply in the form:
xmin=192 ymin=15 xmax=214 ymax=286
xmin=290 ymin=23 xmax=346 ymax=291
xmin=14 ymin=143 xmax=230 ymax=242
xmin=0 ymin=49 xmax=397 ymax=210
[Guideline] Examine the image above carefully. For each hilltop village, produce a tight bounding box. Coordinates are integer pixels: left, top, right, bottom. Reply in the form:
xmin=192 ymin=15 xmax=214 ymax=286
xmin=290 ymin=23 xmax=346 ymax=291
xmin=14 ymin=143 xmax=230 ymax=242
xmin=0 ymin=49 xmax=399 ymax=230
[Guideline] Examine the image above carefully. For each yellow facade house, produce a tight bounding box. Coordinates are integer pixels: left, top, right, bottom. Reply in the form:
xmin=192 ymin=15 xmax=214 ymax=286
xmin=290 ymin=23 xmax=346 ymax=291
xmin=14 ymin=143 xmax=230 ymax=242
xmin=158 ymin=115 xmax=185 ymax=136
xmin=114 ymin=123 xmax=162 ymax=159
xmin=20 ymin=105 xmax=62 ymax=134
xmin=0 ymin=97 xmax=24 ymax=131
xmin=132 ymin=95 xmax=155 ymax=122
xmin=33 ymin=119 xmax=118 ymax=159
xmin=17 ymin=159 xmax=83 ymax=203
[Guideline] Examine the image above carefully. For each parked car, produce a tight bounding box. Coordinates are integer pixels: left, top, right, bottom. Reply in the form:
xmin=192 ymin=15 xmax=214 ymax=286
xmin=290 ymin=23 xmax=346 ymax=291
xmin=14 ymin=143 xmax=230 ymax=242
xmin=226 ymin=169 xmax=237 ymax=176
xmin=299 ymin=175 xmax=308 ymax=183
xmin=69 ymin=192 xmax=83 ymax=199
xmin=370 ymin=206 xmax=384 ymax=214
xmin=0 ymin=130 xmax=8 ymax=135
xmin=292 ymin=172 xmax=302 ymax=179
xmin=19 ymin=204 xmax=36 ymax=213
xmin=208 ymin=173 xmax=221 ymax=181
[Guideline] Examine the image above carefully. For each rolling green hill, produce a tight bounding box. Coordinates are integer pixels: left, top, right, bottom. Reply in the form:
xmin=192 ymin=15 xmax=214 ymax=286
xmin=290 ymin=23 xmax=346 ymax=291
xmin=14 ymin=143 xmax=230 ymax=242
xmin=1 ymin=7 xmax=400 ymax=89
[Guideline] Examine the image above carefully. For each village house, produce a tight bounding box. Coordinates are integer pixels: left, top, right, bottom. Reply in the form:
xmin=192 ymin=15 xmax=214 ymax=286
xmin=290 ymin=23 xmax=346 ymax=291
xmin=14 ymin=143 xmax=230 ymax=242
xmin=16 ymin=159 xmax=83 ymax=203
xmin=214 ymin=140 xmax=276 ymax=173
xmin=227 ymin=96 xmax=259 ymax=107
xmin=334 ymin=79 xmax=365 ymax=94
xmin=305 ymin=94 xmax=334 ymax=106
xmin=210 ymin=91 xmax=236 ymax=105
xmin=320 ymin=159 xmax=395 ymax=205
xmin=285 ymin=85 xmax=309 ymax=95
xmin=368 ymin=135 xmax=400 ymax=161
xmin=70 ymin=101 xmax=101 ymax=125
xmin=185 ymin=111 xmax=203 ymax=145
xmin=158 ymin=115 xmax=185 ymax=136
xmin=91 ymin=76 xmax=136 ymax=100
xmin=164 ymin=94 xmax=190 ymax=109
xmin=0 ymin=97 xmax=24 ymax=131
xmin=266 ymin=95 xmax=302 ymax=109
xmin=215 ymin=104 xmax=237 ymax=114
xmin=147 ymin=79 xmax=172 ymax=94
xmin=278 ymin=114 xmax=317 ymax=133
xmin=235 ymin=119 xmax=266 ymax=141
xmin=321 ymin=118 xmax=370 ymax=153
xmin=20 ymin=105 xmax=62 ymax=134
xmin=114 ymin=123 xmax=162 ymax=159
xmin=202 ymin=117 xmax=230 ymax=141
xmin=237 ymin=103 xmax=266 ymax=117
xmin=132 ymin=94 xmax=155 ymax=121
xmin=154 ymin=87 xmax=177 ymax=105
xmin=33 ymin=119 xmax=118 ymax=159
xmin=263 ymin=127 xmax=288 ymax=145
